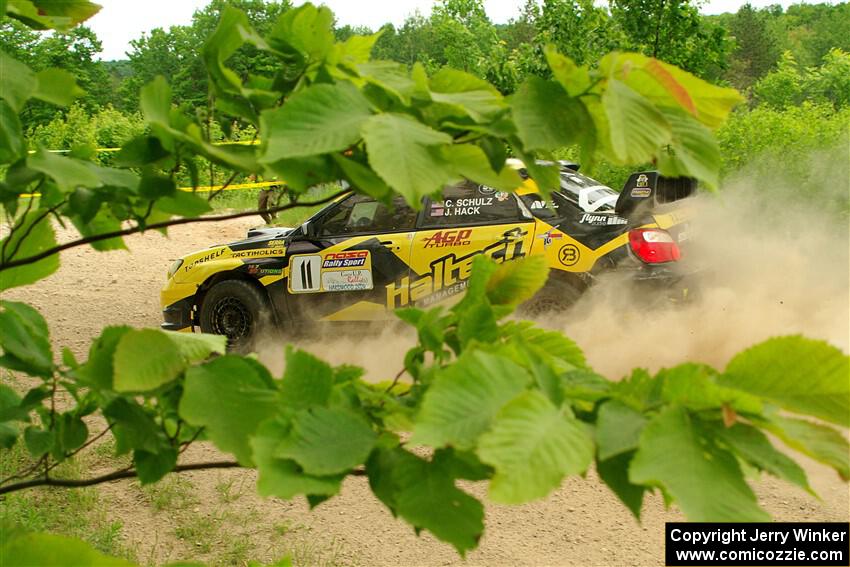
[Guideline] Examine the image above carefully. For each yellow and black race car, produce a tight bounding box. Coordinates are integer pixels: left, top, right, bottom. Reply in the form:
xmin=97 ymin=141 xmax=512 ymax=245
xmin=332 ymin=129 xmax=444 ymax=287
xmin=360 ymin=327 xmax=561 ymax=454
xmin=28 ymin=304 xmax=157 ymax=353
xmin=161 ymin=161 xmax=695 ymax=347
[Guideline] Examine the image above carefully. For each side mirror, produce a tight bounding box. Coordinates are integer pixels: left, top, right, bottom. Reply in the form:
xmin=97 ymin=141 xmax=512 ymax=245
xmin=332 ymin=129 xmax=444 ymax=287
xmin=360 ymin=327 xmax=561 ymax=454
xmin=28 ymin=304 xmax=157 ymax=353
xmin=301 ymin=220 xmax=318 ymax=239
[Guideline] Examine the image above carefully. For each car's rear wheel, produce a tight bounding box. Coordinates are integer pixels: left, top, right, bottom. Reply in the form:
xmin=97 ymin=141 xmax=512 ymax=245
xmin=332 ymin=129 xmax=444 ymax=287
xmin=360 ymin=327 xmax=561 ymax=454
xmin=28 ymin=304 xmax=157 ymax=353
xmin=519 ymin=274 xmax=585 ymax=318
xmin=199 ymin=279 xmax=271 ymax=352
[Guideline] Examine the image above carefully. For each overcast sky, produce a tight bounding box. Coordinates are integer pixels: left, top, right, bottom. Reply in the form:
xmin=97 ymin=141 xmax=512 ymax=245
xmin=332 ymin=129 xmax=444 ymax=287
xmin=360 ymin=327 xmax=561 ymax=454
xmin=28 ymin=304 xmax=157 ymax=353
xmin=87 ymin=0 xmax=835 ymax=60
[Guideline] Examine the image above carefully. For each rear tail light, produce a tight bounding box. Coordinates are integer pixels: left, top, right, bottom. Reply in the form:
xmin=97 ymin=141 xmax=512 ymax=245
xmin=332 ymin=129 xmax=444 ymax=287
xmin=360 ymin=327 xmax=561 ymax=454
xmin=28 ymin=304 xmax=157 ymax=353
xmin=628 ymin=228 xmax=681 ymax=263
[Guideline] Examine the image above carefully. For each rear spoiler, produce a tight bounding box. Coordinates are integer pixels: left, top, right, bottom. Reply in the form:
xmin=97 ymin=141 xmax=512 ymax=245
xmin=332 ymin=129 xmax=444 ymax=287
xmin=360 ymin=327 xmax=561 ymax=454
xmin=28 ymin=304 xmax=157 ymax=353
xmin=614 ymin=172 xmax=697 ymax=216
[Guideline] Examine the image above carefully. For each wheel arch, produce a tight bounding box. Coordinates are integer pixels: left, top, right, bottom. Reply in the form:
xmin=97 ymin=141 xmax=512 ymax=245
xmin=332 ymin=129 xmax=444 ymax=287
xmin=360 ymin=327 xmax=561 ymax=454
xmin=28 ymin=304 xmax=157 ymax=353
xmin=194 ymin=270 xmax=279 ymax=327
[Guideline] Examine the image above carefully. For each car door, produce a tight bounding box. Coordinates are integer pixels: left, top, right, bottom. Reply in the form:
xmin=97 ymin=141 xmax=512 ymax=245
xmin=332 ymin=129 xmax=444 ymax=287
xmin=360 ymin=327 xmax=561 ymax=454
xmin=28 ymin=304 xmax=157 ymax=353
xmin=285 ymin=193 xmax=417 ymax=322
xmin=396 ymin=181 xmax=536 ymax=310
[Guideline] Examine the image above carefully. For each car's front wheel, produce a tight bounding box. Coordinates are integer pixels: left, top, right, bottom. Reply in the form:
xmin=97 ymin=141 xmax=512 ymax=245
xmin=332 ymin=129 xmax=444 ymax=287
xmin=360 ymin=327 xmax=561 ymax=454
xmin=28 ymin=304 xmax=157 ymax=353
xmin=198 ymin=279 xmax=272 ymax=352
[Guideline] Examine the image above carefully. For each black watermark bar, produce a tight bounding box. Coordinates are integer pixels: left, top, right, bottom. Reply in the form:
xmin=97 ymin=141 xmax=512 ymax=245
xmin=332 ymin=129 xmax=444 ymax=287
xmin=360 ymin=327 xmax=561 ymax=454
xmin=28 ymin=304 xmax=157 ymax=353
xmin=666 ymin=523 xmax=849 ymax=566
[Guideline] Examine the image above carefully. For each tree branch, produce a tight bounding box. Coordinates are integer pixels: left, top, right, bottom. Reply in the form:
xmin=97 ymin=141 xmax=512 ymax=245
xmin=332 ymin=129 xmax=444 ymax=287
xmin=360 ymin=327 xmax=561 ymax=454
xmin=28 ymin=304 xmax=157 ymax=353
xmin=0 ymin=460 xmax=367 ymax=495
xmin=0 ymin=190 xmax=347 ymax=273
xmin=0 ymin=461 xmax=241 ymax=495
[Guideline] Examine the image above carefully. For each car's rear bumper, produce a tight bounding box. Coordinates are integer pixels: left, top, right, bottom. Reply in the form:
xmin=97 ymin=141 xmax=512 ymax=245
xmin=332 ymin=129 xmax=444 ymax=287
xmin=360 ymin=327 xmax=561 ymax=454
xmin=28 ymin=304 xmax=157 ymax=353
xmin=628 ymin=263 xmax=703 ymax=303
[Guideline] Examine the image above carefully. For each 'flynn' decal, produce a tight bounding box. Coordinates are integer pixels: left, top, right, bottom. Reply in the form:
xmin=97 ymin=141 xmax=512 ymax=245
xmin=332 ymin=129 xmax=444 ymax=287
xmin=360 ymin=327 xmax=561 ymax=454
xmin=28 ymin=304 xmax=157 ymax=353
xmin=386 ymin=228 xmax=526 ymax=309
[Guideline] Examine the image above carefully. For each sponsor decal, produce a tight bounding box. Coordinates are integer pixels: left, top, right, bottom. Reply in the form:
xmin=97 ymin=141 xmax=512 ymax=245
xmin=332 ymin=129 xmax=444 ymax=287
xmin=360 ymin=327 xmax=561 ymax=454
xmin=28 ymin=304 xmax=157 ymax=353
xmin=289 ymin=250 xmax=373 ymax=293
xmin=478 ymin=185 xmax=496 ymax=195
xmin=558 ymin=244 xmax=581 ymax=267
xmin=387 ymin=229 xmax=527 ymax=308
xmin=322 ymin=269 xmax=373 ymax=291
xmin=495 ymin=191 xmax=510 ymax=202
xmin=636 ymin=174 xmax=649 ymax=188
xmin=422 ymin=229 xmax=472 ymax=248
xmin=432 ymin=197 xmax=494 ymax=217
xmin=183 ymin=248 xmax=225 ymax=272
xmin=266 ymin=239 xmax=286 ymax=247
xmin=232 ymin=248 xmax=285 ymax=258
xmin=322 ymin=250 xmax=369 ymax=269
xmin=537 ymin=228 xmax=563 ymax=249
xmin=630 ymin=187 xmax=651 ymax=198
xmin=247 ymin=265 xmax=283 ymax=277
xmin=579 ymin=213 xmax=628 ymax=226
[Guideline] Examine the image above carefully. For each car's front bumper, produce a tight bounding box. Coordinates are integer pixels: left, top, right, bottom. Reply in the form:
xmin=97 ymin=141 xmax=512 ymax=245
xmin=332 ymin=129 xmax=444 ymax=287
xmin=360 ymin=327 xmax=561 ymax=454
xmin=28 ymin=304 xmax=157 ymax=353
xmin=161 ymin=281 xmax=198 ymax=331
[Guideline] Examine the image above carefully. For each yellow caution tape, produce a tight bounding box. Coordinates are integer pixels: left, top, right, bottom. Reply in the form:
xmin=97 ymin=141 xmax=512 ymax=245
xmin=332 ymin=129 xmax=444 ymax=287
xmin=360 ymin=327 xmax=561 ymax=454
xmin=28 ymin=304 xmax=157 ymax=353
xmin=27 ymin=139 xmax=260 ymax=155
xmin=19 ymin=180 xmax=284 ymax=199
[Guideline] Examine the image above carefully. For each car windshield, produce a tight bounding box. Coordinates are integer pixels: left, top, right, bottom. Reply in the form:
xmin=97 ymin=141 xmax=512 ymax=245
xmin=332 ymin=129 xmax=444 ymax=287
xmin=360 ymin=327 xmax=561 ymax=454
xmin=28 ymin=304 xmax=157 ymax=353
xmin=557 ymin=171 xmax=619 ymax=213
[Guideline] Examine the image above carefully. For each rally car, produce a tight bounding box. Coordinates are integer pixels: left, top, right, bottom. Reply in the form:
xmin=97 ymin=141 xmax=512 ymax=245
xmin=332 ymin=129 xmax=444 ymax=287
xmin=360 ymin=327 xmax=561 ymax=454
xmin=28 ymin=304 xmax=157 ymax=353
xmin=161 ymin=161 xmax=696 ymax=347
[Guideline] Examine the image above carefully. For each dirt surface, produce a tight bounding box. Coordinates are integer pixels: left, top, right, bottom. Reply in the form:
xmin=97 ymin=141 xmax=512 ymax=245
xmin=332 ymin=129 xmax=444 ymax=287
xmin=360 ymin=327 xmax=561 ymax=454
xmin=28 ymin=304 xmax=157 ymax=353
xmin=3 ymin=203 xmax=848 ymax=566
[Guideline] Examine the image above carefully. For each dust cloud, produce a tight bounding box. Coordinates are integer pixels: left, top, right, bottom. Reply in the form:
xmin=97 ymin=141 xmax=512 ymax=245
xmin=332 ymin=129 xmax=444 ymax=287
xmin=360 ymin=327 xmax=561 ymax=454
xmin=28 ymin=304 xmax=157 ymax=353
xmin=260 ymin=168 xmax=849 ymax=383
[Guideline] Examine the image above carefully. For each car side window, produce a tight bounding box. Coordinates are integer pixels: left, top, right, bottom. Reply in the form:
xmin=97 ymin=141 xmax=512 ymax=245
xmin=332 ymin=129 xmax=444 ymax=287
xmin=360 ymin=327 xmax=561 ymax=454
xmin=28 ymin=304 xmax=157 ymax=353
xmin=421 ymin=181 xmax=523 ymax=228
xmin=319 ymin=194 xmax=417 ymax=236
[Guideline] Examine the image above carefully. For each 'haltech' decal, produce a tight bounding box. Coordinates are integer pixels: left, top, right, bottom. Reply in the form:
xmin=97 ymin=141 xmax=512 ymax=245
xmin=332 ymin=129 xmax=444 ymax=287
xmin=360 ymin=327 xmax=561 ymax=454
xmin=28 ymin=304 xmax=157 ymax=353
xmin=387 ymin=229 xmax=526 ymax=308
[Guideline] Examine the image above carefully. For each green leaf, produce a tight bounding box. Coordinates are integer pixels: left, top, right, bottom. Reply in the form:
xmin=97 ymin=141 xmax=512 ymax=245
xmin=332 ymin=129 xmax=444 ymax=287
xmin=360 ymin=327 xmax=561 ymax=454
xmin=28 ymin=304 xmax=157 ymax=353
xmin=180 ymin=355 xmax=278 ymax=465
xmin=115 ymin=136 xmax=169 ymax=167
xmin=331 ymin=153 xmax=390 ymax=199
xmin=720 ymin=336 xmax=849 ymax=427
xmin=362 ymin=113 xmax=455 ymax=206
xmin=655 ymin=107 xmax=721 ymax=189
xmin=270 ymin=3 xmax=334 ymax=61
xmin=485 ymin=255 xmax=548 ymax=306
xmin=596 ymin=400 xmax=647 ymax=460
xmin=442 ymin=144 xmax=521 ymax=192
xmin=261 ymin=82 xmax=372 ymax=161
xmin=0 ymin=301 xmax=52 ymax=377
xmin=429 ymin=68 xmax=505 ymax=123
xmin=27 ymin=149 xmax=101 ymax=192
xmin=603 ymin=52 xmax=744 ymax=129
xmin=0 ymin=421 xmax=16 ymax=449
xmin=139 ymin=75 xmax=172 ymax=131
xmin=8 ymin=0 xmax=101 ymax=31
xmin=761 ymin=415 xmax=849 ymax=480
xmin=0 ymin=210 xmax=60 ymax=292
xmin=659 ymin=363 xmax=762 ymax=415
xmin=103 ymin=398 xmax=163 ymax=455
xmin=411 ymin=350 xmax=531 ymax=449
xmin=1 ymin=532 xmax=132 ymax=566
xmin=24 ymin=425 xmax=53 ymax=457
xmin=155 ymin=191 xmax=213 ymax=218
xmin=276 ymin=407 xmax=377 ymax=475
xmin=75 ymin=326 xmax=131 ymax=389
xmin=629 ymin=406 xmax=769 ymax=521
xmin=32 ymin=68 xmax=83 ymax=106
xmin=0 ymin=100 xmax=24 ymax=163
xmin=70 ymin=206 xmax=126 ymax=252
xmin=358 ymin=61 xmax=416 ymax=104
xmin=597 ymin=451 xmax=645 ymax=519
xmin=0 ymin=50 xmax=36 ymax=112
xmin=511 ymin=77 xmax=593 ymax=152
xmin=279 ymin=348 xmax=334 ymax=410
xmin=134 ymin=448 xmax=178 ymax=485
xmin=252 ymin=418 xmax=343 ymax=500
xmin=477 ymin=390 xmax=593 ymax=504
xmin=367 ymin=447 xmax=484 ymax=556
xmin=166 ymin=332 xmax=227 ymax=364
xmin=113 ymin=329 xmax=184 ymax=392
xmin=53 ymin=413 xmax=87 ymax=458
xmin=500 ymin=322 xmax=587 ymax=369
xmin=545 ymin=47 xmax=591 ymax=98
xmin=713 ymin=422 xmax=811 ymax=493
xmin=602 ymin=79 xmax=672 ymax=164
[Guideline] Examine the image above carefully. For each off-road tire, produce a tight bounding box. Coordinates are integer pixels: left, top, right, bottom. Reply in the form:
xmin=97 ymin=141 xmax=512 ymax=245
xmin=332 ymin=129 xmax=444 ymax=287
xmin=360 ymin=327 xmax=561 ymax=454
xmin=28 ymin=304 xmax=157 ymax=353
xmin=199 ymin=279 xmax=272 ymax=352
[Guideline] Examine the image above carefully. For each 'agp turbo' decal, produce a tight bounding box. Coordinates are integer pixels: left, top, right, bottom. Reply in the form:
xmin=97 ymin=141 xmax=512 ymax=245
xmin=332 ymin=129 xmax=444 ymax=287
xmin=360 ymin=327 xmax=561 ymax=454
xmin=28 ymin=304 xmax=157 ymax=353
xmin=289 ymin=251 xmax=373 ymax=294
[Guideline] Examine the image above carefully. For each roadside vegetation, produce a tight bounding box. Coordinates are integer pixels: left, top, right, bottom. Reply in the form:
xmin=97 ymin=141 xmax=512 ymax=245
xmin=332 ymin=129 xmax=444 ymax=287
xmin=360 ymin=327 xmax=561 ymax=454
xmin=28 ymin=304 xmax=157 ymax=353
xmin=0 ymin=1 xmax=847 ymax=566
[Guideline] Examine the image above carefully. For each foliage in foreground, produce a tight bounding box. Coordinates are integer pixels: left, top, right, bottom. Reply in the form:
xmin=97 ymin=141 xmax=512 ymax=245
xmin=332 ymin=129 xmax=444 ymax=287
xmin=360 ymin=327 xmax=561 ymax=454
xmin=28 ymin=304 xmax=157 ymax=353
xmin=0 ymin=0 xmax=847 ymax=563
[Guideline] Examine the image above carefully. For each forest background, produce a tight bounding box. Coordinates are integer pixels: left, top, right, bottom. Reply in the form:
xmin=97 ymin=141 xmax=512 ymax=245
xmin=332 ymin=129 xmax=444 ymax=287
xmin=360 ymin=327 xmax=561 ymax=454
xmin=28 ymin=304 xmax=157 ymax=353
xmin=3 ymin=0 xmax=848 ymax=208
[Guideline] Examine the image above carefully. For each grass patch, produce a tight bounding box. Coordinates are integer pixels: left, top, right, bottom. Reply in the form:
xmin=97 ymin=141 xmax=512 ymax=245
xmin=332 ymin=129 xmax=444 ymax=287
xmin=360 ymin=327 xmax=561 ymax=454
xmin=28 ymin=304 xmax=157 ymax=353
xmin=141 ymin=473 xmax=198 ymax=512
xmin=0 ymin=440 xmax=136 ymax=562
